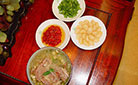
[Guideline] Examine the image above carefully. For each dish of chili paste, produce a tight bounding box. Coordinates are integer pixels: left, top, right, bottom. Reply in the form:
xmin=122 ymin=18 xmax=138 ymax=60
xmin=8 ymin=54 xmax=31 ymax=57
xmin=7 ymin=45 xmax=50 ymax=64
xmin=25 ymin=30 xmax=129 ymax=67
xmin=36 ymin=19 xmax=70 ymax=49
xmin=41 ymin=25 xmax=65 ymax=47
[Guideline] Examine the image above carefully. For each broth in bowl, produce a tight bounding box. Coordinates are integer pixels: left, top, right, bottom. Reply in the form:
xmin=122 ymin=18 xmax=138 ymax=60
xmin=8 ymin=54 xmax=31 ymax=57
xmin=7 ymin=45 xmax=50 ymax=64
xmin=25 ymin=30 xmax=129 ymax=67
xmin=27 ymin=47 xmax=72 ymax=85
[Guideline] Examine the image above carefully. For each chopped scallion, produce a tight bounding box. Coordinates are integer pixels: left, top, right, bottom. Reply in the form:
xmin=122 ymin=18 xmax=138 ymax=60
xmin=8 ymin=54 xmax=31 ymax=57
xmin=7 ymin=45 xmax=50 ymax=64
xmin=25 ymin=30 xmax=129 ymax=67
xmin=43 ymin=68 xmax=54 ymax=76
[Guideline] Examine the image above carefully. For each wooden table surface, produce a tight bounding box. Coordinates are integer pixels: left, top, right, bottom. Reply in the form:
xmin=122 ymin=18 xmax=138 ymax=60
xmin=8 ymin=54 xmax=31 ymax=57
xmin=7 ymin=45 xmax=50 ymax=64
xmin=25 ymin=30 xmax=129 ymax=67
xmin=0 ymin=0 xmax=135 ymax=85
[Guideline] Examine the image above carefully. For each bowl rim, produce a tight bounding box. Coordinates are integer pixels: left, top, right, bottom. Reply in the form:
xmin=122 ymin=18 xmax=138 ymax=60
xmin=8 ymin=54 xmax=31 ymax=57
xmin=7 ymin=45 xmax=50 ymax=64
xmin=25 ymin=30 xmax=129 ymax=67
xmin=70 ymin=15 xmax=107 ymax=50
xmin=52 ymin=0 xmax=86 ymax=22
xmin=26 ymin=47 xmax=72 ymax=85
xmin=35 ymin=19 xmax=70 ymax=49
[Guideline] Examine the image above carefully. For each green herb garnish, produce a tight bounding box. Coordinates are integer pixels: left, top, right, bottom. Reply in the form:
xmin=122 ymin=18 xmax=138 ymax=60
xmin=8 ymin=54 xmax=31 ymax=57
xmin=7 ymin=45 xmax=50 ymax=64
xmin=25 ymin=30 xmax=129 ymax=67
xmin=58 ymin=0 xmax=81 ymax=18
xmin=43 ymin=68 xmax=54 ymax=76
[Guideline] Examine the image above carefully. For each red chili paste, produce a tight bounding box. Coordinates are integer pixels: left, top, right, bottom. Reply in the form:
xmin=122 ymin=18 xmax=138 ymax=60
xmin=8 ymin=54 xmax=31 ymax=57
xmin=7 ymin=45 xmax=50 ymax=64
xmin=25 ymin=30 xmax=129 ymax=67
xmin=41 ymin=25 xmax=62 ymax=47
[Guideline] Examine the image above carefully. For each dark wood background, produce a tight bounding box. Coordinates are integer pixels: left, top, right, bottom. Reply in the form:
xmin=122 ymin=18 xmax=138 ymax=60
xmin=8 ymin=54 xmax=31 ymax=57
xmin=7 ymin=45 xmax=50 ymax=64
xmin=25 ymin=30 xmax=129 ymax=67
xmin=0 ymin=0 xmax=135 ymax=84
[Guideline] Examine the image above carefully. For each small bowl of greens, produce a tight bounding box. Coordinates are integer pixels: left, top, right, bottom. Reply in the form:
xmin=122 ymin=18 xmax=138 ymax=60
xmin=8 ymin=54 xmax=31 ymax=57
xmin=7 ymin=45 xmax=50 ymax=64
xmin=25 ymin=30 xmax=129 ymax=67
xmin=52 ymin=0 xmax=86 ymax=22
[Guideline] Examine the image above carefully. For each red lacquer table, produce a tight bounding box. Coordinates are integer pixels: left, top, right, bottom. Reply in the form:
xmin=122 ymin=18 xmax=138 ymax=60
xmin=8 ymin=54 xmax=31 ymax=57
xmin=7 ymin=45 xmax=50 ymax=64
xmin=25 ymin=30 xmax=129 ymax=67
xmin=0 ymin=0 xmax=135 ymax=85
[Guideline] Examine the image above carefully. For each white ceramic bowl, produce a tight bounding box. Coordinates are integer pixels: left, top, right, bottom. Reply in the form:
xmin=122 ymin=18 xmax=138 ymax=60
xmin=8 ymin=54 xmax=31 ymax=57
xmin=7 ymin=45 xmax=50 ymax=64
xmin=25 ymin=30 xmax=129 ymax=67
xmin=35 ymin=19 xmax=70 ymax=49
xmin=26 ymin=47 xmax=72 ymax=85
xmin=70 ymin=16 xmax=107 ymax=50
xmin=52 ymin=0 xmax=86 ymax=22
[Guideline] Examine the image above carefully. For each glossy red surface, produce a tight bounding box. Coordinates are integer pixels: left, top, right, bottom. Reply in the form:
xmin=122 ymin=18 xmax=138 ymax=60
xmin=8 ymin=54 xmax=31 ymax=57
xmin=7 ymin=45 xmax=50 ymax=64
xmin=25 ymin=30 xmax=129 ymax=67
xmin=0 ymin=0 xmax=135 ymax=84
xmin=42 ymin=25 xmax=62 ymax=47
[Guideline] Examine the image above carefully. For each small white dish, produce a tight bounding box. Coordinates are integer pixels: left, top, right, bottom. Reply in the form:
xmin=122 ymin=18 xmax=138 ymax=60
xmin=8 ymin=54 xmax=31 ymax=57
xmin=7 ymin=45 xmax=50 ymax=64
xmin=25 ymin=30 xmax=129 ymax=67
xmin=52 ymin=0 xmax=86 ymax=22
xmin=70 ymin=16 xmax=107 ymax=50
xmin=35 ymin=19 xmax=70 ymax=49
